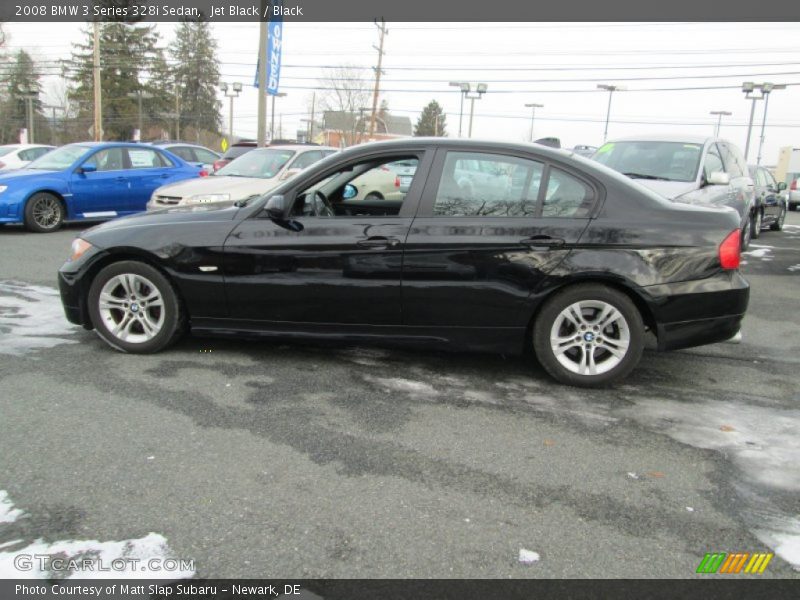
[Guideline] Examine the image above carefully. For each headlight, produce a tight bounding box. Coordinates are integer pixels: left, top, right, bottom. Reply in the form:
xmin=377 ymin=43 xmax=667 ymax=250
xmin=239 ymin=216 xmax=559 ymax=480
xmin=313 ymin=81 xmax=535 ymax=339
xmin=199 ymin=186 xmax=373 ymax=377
xmin=0 ymin=186 xmax=7 ymax=194
xmin=69 ymin=238 xmax=94 ymax=262
xmin=181 ymin=194 xmax=230 ymax=205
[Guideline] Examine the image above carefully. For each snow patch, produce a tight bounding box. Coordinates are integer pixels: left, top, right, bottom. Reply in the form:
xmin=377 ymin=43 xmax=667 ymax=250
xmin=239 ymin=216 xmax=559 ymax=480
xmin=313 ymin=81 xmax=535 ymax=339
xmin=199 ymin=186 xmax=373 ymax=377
xmin=0 ymin=281 xmax=79 ymax=356
xmin=742 ymin=247 xmax=773 ymax=259
xmin=518 ymin=548 xmax=540 ymax=564
xmin=364 ymin=376 xmax=437 ymax=397
xmin=0 ymin=491 xmax=23 ymax=523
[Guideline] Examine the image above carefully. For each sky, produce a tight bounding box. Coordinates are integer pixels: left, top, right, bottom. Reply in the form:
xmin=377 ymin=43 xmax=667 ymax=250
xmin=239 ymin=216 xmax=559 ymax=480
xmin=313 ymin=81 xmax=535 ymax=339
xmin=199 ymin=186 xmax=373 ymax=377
xmin=4 ymin=21 xmax=800 ymax=165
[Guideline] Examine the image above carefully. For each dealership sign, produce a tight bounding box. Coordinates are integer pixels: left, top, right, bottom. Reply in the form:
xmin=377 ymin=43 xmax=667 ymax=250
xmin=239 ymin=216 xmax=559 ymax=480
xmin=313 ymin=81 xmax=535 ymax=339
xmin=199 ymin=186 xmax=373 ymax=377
xmin=254 ymin=0 xmax=283 ymax=96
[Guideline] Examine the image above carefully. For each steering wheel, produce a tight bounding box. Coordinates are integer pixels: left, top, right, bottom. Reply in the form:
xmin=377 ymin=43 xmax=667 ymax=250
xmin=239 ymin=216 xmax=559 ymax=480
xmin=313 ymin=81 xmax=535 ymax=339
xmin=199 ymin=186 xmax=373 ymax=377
xmin=310 ymin=191 xmax=335 ymax=217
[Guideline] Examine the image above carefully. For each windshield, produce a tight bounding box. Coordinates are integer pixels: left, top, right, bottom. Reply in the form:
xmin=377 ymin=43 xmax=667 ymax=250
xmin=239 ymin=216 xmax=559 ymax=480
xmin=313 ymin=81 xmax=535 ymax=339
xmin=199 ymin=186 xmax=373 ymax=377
xmin=0 ymin=146 xmax=18 ymax=157
xmin=593 ymin=141 xmax=703 ymax=183
xmin=221 ymin=145 xmax=255 ymax=160
xmin=217 ymin=148 xmax=295 ymax=178
xmin=27 ymin=144 xmax=91 ymax=170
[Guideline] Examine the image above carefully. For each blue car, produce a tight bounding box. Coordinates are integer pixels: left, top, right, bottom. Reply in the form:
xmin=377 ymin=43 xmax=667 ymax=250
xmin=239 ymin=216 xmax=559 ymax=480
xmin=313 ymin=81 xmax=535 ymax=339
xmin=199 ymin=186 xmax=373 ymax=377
xmin=0 ymin=142 xmax=203 ymax=233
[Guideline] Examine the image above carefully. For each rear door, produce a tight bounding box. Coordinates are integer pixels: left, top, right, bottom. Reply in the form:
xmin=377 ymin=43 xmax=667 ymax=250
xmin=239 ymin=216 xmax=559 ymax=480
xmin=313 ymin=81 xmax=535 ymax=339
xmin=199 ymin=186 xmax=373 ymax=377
xmin=222 ymin=150 xmax=433 ymax=327
xmin=125 ymin=147 xmax=186 ymax=212
xmin=402 ymin=149 xmax=594 ymax=332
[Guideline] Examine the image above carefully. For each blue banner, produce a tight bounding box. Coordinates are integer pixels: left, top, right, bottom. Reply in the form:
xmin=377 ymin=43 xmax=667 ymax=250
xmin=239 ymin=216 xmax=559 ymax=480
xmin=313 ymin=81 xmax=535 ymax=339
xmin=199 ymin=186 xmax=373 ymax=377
xmin=254 ymin=0 xmax=283 ymax=95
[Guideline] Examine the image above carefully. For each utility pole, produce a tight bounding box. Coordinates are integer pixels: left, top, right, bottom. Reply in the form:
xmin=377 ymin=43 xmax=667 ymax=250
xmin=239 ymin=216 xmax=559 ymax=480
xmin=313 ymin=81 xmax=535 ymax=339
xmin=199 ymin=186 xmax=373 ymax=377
xmin=93 ymin=21 xmax=102 ymax=141
xmin=256 ymin=1 xmax=268 ymax=147
xmin=270 ymin=92 xmax=287 ymax=140
xmin=367 ymin=18 xmax=388 ymax=139
xmin=174 ymin=83 xmax=181 ymax=140
xmin=709 ymin=110 xmax=731 ymax=137
xmin=525 ymin=103 xmax=544 ymax=142
xmin=309 ymin=91 xmax=316 ymax=141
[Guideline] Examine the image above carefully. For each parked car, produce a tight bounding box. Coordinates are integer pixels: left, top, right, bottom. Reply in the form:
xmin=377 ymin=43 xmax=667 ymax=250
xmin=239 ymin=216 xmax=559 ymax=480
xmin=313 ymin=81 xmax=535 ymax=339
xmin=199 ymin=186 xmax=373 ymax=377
xmin=348 ymin=159 xmax=418 ymax=201
xmin=787 ymin=173 xmax=800 ymax=211
xmin=0 ymin=142 xmax=203 ymax=232
xmin=212 ymin=141 xmax=257 ymax=172
xmin=571 ymin=145 xmax=597 ymax=158
xmin=593 ymin=135 xmax=757 ymax=250
xmin=147 ymin=145 xmax=338 ymax=210
xmin=59 ymin=138 xmax=748 ymax=387
xmin=0 ymin=144 xmax=55 ymax=171
xmin=748 ymin=164 xmax=788 ymax=233
xmin=149 ymin=142 xmax=220 ymax=173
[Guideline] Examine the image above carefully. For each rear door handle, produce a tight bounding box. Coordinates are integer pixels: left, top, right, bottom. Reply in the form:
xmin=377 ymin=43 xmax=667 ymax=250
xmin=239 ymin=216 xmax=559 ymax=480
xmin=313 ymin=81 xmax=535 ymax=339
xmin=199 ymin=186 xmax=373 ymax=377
xmin=520 ymin=235 xmax=565 ymax=247
xmin=357 ymin=236 xmax=400 ymax=248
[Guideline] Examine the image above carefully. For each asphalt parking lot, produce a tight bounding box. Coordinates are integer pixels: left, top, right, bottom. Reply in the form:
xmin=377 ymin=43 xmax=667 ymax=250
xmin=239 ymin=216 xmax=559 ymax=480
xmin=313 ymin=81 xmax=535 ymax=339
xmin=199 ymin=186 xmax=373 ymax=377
xmin=1 ymin=215 xmax=799 ymax=579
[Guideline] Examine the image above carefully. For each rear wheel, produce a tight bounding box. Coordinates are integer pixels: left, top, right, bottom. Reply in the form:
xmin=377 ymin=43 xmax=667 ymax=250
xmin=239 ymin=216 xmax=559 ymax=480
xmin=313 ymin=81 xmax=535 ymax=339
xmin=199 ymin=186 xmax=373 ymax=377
xmin=24 ymin=192 xmax=64 ymax=233
xmin=771 ymin=205 xmax=786 ymax=231
xmin=741 ymin=215 xmax=753 ymax=251
xmin=87 ymin=261 xmax=185 ymax=353
xmin=752 ymin=210 xmax=762 ymax=239
xmin=532 ymin=284 xmax=644 ymax=387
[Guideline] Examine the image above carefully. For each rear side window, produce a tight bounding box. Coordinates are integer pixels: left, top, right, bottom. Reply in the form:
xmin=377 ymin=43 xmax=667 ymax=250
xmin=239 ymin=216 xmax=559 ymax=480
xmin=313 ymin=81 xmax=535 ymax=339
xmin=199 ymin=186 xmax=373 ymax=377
xmin=434 ymin=152 xmax=544 ymax=217
xmin=542 ymin=168 xmax=595 ymax=218
xmin=168 ymin=146 xmax=196 ymax=162
xmin=194 ymin=148 xmax=219 ymax=164
xmin=127 ymin=148 xmax=171 ymax=168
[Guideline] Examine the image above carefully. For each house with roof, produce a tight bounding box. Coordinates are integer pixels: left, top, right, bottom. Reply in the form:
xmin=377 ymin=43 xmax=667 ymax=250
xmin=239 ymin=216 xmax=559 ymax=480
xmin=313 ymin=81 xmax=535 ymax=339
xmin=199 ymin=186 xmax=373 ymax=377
xmin=318 ymin=110 xmax=413 ymax=147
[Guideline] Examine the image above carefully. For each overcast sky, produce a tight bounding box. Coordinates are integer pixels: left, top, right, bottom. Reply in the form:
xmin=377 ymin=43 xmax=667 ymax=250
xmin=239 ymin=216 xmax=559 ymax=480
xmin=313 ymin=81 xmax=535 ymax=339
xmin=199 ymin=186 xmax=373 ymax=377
xmin=4 ymin=21 xmax=800 ymax=164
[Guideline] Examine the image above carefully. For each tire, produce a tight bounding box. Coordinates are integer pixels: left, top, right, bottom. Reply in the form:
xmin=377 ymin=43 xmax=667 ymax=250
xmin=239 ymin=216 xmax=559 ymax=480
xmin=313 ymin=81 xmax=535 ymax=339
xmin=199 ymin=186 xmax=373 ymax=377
xmin=24 ymin=192 xmax=64 ymax=233
xmin=364 ymin=192 xmax=383 ymax=201
xmin=770 ymin=205 xmax=786 ymax=231
xmin=532 ymin=284 xmax=644 ymax=387
xmin=87 ymin=261 xmax=185 ymax=353
xmin=740 ymin=215 xmax=752 ymax=251
xmin=752 ymin=210 xmax=762 ymax=239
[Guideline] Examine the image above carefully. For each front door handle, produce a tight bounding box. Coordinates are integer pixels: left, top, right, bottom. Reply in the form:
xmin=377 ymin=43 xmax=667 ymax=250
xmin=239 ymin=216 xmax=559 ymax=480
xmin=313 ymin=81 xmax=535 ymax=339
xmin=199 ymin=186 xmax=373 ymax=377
xmin=357 ymin=236 xmax=400 ymax=248
xmin=521 ymin=235 xmax=565 ymax=247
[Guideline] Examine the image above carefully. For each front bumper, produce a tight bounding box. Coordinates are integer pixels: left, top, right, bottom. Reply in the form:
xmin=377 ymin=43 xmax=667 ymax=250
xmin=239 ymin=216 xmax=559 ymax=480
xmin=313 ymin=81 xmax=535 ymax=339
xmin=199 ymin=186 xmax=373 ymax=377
xmin=643 ymin=270 xmax=749 ymax=352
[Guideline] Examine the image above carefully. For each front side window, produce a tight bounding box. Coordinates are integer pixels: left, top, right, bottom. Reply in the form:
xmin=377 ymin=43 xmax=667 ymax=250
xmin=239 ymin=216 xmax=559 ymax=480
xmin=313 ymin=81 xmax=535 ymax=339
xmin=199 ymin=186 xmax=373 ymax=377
xmin=218 ymin=149 xmax=296 ymax=179
xmin=433 ymin=152 xmax=543 ymax=217
xmin=84 ymin=148 xmax=126 ymax=172
xmin=718 ymin=143 xmax=746 ymax=178
xmin=594 ymin=141 xmax=702 ymax=183
xmin=703 ymin=146 xmax=724 ymax=180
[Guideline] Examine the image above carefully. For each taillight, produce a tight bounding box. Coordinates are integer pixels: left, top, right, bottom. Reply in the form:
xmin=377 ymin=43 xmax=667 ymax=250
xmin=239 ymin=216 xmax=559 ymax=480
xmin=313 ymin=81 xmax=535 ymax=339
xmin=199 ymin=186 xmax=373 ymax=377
xmin=719 ymin=229 xmax=741 ymax=270
xmin=394 ymin=176 xmax=400 ymax=188
xmin=212 ymin=160 xmax=225 ymax=172
xmin=791 ymin=179 xmax=797 ymax=191
xmin=199 ymin=169 xmax=209 ymax=177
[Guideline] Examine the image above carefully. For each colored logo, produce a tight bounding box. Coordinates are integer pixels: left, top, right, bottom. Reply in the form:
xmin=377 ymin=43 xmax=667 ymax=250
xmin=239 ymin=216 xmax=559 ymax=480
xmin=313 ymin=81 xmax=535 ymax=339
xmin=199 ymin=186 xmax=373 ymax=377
xmin=696 ymin=552 xmax=773 ymax=574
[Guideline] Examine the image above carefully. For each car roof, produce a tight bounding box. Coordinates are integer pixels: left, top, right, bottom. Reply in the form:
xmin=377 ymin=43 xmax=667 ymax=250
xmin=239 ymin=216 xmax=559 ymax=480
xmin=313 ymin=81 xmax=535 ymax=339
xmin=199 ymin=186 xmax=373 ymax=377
xmin=604 ymin=133 xmax=713 ymax=145
xmin=254 ymin=145 xmax=338 ymax=152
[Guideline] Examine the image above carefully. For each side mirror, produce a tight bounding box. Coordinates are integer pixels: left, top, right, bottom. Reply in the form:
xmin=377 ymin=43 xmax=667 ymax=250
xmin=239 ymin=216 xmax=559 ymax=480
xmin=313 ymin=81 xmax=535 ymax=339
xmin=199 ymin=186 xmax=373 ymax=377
xmin=280 ymin=167 xmax=303 ymax=181
xmin=707 ymin=171 xmax=730 ymax=186
xmin=264 ymin=194 xmax=287 ymax=220
xmin=79 ymin=164 xmax=97 ymax=174
xmin=343 ymin=184 xmax=358 ymax=200
xmin=778 ymin=181 xmax=787 ymax=191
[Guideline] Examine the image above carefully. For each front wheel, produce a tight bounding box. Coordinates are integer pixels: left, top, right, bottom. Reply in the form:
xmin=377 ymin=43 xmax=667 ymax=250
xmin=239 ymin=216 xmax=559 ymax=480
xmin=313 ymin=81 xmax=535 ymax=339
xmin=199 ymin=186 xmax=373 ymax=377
xmin=24 ymin=192 xmax=64 ymax=233
xmin=532 ymin=284 xmax=644 ymax=387
xmin=770 ymin=205 xmax=786 ymax=231
xmin=87 ymin=261 xmax=185 ymax=353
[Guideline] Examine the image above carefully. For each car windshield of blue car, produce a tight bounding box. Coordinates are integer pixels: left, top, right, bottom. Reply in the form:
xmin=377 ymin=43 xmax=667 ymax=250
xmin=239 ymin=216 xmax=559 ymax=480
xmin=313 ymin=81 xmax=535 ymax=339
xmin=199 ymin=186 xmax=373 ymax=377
xmin=593 ymin=141 xmax=702 ymax=183
xmin=216 ymin=149 xmax=296 ymax=178
xmin=26 ymin=144 xmax=91 ymax=170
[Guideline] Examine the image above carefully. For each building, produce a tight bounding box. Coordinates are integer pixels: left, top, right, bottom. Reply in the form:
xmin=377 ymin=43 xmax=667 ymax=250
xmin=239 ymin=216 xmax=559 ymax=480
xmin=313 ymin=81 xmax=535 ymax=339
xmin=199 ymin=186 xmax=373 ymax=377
xmin=319 ymin=111 xmax=413 ymax=148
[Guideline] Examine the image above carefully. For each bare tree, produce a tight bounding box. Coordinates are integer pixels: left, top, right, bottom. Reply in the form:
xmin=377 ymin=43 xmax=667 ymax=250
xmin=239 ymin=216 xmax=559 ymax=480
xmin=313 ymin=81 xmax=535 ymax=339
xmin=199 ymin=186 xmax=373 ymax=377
xmin=318 ymin=65 xmax=371 ymax=146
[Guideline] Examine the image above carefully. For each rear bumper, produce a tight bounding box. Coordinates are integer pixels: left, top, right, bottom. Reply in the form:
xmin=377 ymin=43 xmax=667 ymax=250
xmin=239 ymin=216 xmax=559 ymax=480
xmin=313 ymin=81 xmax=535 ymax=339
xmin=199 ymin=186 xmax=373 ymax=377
xmin=642 ymin=270 xmax=749 ymax=352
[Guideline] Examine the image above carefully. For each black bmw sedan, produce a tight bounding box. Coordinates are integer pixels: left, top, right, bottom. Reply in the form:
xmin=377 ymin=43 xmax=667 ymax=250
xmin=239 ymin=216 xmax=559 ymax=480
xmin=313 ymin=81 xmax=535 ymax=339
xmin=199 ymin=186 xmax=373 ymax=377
xmin=58 ymin=139 xmax=748 ymax=387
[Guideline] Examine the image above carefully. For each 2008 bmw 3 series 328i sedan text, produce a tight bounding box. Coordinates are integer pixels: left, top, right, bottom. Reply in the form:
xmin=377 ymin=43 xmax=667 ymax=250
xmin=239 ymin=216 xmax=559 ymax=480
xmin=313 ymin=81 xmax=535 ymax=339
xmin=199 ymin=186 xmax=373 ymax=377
xmin=58 ymin=139 xmax=749 ymax=387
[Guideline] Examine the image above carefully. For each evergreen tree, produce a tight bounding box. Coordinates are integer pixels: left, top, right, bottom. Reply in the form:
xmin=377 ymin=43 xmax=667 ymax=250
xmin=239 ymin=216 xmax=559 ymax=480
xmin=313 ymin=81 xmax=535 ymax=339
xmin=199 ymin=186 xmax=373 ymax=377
xmin=65 ymin=22 xmax=163 ymax=140
xmin=169 ymin=20 xmax=221 ymax=136
xmin=414 ymin=100 xmax=447 ymax=137
xmin=0 ymin=50 xmax=49 ymax=144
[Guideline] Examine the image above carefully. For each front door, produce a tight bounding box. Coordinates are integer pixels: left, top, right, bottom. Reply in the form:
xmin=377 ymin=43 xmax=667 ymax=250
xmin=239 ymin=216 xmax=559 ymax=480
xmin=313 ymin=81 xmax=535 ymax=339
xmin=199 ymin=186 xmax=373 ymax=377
xmin=69 ymin=147 xmax=131 ymax=218
xmin=222 ymin=151 xmax=431 ymax=327
xmin=402 ymin=149 xmax=594 ymax=332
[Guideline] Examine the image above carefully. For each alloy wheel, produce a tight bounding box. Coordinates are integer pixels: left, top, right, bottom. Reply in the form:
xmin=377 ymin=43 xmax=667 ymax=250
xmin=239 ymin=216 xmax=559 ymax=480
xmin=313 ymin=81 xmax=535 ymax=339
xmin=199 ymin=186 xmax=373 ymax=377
xmin=32 ymin=196 xmax=61 ymax=230
xmin=98 ymin=274 xmax=165 ymax=344
xmin=549 ymin=300 xmax=631 ymax=376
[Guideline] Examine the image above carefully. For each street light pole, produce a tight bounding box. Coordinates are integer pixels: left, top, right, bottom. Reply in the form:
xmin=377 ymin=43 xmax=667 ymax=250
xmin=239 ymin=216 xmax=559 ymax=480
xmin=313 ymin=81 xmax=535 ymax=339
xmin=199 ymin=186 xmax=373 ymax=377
xmin=270 ymin=92 xmax=287 ymax=141
xmin=756 ymin=83 xmax=785 ymax=167
xmin=525 ymin=103 xmax=543 ymax=142
xmin=709 ymin=110 xmax=732 ymax=137
xmin=465 ymin=83 xmax=487 ymax=138
xmin=449 ymin=81 xmax=470 ymax=137
xmin=597 ymin=84 xmax=624 ymax=142
xmin=127 ymin=90 xmax=154 ymax=141
xmin=220 ymin=82 xmax=242 ymax=140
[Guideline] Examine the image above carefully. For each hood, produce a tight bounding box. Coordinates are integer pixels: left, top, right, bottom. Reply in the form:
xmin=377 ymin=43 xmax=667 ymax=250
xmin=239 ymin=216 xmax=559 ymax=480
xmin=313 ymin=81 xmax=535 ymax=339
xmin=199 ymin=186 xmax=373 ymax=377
xmin=82 ymin=202 xmax=241 ymax=241
xmin=632 ymin=179 xmax=698 ymax=200
xmin=154 ymin=175 xmax=279 ymax=200
xmin=0 ymin=168 xmax=59 ymax=183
